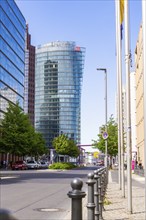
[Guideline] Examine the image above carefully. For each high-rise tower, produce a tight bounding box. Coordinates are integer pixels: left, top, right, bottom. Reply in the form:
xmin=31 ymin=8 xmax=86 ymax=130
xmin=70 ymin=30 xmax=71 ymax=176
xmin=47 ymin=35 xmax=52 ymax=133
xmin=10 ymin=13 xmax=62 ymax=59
xmin=0 ymin=0 xmax=26 ymax=119
xmin=35 ymin=41 xmax=85 ymax=147
xmin=24 ymin=24 xmax=35 ymax=126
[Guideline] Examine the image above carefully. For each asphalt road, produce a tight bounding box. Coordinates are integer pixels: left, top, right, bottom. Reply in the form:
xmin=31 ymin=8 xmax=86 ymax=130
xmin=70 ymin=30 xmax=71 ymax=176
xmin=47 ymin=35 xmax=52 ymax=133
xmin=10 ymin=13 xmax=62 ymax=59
xmin=0 ymin=166 xmax=96 ymax=220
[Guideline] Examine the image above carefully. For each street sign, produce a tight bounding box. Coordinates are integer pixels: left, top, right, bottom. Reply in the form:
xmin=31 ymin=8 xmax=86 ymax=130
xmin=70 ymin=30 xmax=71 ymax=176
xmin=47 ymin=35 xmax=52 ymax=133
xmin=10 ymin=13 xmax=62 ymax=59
xmin=102 ymin=131 xmax=108 ymax=139
xmin=93 ymin=152 xmax=99 ymax=158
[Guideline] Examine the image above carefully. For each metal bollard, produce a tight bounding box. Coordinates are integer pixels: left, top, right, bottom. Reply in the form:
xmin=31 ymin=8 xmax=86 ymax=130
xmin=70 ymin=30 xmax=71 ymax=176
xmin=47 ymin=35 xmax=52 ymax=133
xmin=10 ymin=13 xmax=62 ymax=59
xmin=86 ymin=173 xmax=96 ymax=220
xmin=94 ymin=170 xmax=100 ymax=220
xmin=102 ymin=168 xmax=107 ymax=200
xmin=0 ymin=209 xmax=18 ymax=220
xmin=67 ymin=178 xmax=86 ymax=220
xmin=101 ymin=171 xmax=104 ymax=197
xmin=105 ymin=167 xmax=108 ymax=189
xmin=98 ymin=169 xmax=103 ymax=219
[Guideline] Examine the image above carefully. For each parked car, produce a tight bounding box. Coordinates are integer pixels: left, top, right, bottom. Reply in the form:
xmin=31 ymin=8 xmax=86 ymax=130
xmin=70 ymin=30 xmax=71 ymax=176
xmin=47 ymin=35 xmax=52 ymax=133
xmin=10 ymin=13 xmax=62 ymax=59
xmin=39 ymin=161 xmax=49 ymax=169
xmin=96 ymin=159 xmax=104 ymax=166
xmin=114 ymin=162 xmax=118 ymax=167
xmin=12 ymin=161 xmax=28 ymax=170
xmin=26 ymin=160 xmax=38 ymax=169
xmin=36 ymin=161 xmax=42 ymax=169
xmin=113 ymin=162 xmax=119 ymax=169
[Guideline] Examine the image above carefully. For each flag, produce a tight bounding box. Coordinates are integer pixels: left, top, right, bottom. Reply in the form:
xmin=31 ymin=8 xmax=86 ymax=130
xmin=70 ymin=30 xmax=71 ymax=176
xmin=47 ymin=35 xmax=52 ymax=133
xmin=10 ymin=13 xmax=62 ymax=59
xmin=120 ymin=0 xmax=124 ymax=40
xmin=120 ymin=0 xmax=124 ymax=24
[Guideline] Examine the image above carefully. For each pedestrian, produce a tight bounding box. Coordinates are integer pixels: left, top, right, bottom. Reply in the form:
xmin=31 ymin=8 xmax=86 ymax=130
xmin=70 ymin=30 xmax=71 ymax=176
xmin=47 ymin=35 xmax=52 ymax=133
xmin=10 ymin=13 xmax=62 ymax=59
xmin=139 ymin=161 xmax=142 ymax=169
xmin=3 ymin=160 xmax=6 ymax=169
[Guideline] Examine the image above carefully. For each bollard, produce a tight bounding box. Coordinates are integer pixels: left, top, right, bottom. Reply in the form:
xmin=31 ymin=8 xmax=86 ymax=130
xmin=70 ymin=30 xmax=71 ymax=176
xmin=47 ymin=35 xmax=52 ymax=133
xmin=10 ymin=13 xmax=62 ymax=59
xmin=86 ymin=173 xmax=96 ymax=220
xmin=98 ymin=169 xmax=103 ymax=219
xmin=105 ymin=167 xmax=108 ymax=189
xmin=67 ymin=178 xmax=86 ymax=220
xmin=101 ymin=170 xmax=104 ymax=205
xmin=102 ymin=168 xmax=107 ymax=200
xmin=94 ymin=170 xmax=100 ymax=220
xmin=0 ymin=209 xmax=18 ymax=220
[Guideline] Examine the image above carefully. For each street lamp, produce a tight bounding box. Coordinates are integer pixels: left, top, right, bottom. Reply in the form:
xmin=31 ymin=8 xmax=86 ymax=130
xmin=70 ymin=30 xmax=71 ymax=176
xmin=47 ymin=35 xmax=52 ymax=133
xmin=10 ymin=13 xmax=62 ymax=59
xmin=96 ymin=68 xmax=108 ymax=168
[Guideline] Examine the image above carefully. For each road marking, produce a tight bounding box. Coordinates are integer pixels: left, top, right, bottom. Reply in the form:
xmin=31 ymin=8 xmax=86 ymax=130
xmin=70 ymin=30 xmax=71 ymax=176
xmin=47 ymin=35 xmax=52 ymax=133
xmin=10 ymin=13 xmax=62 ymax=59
xmin=0 ymin=176 xmax=19 ymax=179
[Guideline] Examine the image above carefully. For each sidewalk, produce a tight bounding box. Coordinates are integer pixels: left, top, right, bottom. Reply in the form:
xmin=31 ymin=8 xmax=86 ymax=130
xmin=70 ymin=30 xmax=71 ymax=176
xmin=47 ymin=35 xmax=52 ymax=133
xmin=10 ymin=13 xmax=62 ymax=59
xmin=65 ymin=168 xmax=145 ymax=220
xmin=103 ymin=169 xmax=145 ymax=220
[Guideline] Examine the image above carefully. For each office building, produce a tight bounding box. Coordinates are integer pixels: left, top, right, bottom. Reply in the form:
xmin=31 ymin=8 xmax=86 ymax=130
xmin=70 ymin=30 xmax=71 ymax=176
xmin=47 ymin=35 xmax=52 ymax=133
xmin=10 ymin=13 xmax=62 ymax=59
xmin=24 ymin=24 xmax=35 ymax=126
xmin=0 ymin=0 xmax=26 ymax=119
xmin=35 ymin=41 xmax=85 ymax=147
xmin=130 ymin=72 xmax=137 ymax=160
xmin=135 ymin=24 xmax=144 ymax=167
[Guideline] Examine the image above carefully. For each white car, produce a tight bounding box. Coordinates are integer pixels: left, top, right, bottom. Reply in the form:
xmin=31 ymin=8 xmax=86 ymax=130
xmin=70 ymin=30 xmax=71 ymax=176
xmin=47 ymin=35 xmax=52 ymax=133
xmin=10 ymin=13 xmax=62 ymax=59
xmin=114 ymin=162 xmax=119 ymax=168
xmin=39 ymin=161 xmax=49 ymax=169
xmin=26 ymin=160 xmax=38 ymax=169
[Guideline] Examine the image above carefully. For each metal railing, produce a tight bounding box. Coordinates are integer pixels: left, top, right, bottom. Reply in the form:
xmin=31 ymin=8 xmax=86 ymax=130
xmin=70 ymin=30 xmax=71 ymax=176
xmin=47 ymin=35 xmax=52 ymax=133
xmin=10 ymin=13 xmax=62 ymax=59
xmin=68 ymin=167 xmax=108 ymax=220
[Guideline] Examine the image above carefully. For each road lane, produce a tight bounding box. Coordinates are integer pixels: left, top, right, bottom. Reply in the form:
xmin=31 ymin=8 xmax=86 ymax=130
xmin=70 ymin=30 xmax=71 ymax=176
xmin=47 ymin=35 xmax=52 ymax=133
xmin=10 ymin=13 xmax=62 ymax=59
xmin=1 ymin=166 xmax=96 ymax=220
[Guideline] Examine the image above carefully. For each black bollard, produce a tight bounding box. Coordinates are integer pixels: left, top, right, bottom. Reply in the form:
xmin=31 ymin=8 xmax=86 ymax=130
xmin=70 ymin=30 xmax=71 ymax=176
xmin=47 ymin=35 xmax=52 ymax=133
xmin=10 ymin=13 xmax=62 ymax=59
xmin=98 ymin=170 xmax=103 ymax=219
xmin=0 ymin=209 xmax=18 ymax=220
xmin=94 ymin=170 xmax=100 ymax=220
xmin=86 ymin=173 xmax=96 ymax=220
xmin=68 ymin=178 xmax=86 ymax=220
xmin=102 ymin=169 xmax=107 ymax=200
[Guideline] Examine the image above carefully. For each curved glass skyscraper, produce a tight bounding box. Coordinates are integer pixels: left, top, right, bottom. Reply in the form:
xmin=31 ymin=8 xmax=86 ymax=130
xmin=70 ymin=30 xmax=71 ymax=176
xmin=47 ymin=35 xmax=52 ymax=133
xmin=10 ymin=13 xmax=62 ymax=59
xmin=35 ymin=41 xmax=85 ymax=147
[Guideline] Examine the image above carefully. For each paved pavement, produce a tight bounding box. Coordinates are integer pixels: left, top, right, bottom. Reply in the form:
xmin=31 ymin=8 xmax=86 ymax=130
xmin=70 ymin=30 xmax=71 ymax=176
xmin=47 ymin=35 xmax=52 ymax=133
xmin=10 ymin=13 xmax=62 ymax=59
xmin=102 ymin=169 xmax=145 ymax=220
xmin=65 ymin=168 xmax=145 ymax=220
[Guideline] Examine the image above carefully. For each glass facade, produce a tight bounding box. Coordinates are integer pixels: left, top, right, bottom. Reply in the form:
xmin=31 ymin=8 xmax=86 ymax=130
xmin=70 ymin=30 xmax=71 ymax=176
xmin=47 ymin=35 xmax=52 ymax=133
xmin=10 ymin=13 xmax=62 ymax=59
xmin=35 ymin=41 xmax=85 ymax=147
xmin=24 ymin=25 xmax=35 ymax=126
xmin=0 ymin=0 xmax=26 ymax=119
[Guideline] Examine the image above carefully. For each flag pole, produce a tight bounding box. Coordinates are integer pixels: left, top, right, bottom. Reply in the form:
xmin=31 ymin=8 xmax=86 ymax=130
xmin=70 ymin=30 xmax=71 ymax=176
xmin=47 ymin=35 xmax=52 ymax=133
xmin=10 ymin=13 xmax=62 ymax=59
xmin=115 ymin=0 xmax=121 ymax=190
xmin=124 ymin=0 xmax=132 ymax=213
xmin=115 ymin=0 xmax=125 ymax=197
xmin=142 ymin=0 xmax=146 ymax=217
xmin=118 ymin=0 xmax=125 ymax=198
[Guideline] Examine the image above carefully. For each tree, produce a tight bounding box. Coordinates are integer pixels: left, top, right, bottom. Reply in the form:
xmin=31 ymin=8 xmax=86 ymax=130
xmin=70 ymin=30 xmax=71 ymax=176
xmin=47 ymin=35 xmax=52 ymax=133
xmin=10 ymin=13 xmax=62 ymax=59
xmin=0 ymin=102 xmax=47 ymax=157
xmin=67 ymin=139 xmax=80 ymax=158
xmin=92 ymin=115 xmax=118 ymax=157
xmin=29 ymin=132 xmax=48 ymax=157
xmin=52 ymin=134 xmax=80 ymax=158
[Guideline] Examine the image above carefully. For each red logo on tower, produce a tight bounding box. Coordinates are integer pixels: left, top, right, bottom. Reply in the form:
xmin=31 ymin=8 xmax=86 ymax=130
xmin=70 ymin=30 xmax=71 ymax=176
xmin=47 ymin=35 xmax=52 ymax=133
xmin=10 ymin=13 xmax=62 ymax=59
xmin=75 ymin=46 xmax=80 ymax=51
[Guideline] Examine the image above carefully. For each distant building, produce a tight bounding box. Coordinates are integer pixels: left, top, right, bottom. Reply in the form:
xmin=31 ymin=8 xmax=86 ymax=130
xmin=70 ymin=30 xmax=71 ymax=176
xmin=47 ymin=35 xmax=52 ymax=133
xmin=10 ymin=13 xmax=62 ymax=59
xmin=115 ymin=80 xmax=137 ymax=162
xmin=135 ymin=24 xmax=144 ymax=167
xmin=130 ymin=72 xmax=137 ymax=160
xmin=35 ymin=41 xmax=85 ymax=147
xmin=0 ymin=0 xmax=26 ymax=119
xmin=24 ymin=24 xmax=35 ymax=126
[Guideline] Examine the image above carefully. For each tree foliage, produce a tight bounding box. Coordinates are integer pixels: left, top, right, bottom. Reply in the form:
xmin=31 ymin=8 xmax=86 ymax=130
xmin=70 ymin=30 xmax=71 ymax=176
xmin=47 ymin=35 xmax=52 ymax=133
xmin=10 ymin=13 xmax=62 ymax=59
xmin=52 ymin=134 xmax=80 ymax=158
xmin=0 ymin=102 xmax=47 ymax=157
xmin=92 ymin=115 xmax=118 ymax=157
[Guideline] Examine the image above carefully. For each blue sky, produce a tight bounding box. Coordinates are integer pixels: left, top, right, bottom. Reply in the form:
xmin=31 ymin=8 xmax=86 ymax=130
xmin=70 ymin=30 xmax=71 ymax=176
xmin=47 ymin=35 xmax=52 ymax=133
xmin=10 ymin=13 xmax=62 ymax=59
xmin=16 ymin=0 xmax=142 ymax=151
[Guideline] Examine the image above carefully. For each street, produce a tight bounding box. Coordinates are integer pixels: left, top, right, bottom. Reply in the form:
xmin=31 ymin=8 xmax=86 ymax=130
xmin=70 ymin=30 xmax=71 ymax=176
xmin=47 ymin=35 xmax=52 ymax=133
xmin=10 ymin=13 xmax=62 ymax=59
xmin=0 ymin=166 xmax=96 ymax=220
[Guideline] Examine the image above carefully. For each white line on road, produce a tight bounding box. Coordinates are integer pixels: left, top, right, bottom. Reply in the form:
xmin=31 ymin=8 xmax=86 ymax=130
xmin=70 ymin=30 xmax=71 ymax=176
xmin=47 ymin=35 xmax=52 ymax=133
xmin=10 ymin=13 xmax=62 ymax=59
xmin=0 ymin=176 xmax=19 ymax=179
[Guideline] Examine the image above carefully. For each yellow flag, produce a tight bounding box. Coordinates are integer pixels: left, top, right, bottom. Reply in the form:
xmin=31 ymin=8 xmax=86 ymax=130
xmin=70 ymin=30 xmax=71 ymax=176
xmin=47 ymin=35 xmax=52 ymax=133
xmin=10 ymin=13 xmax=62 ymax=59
xmin=120 ymin=0 xmax=124 ymax=24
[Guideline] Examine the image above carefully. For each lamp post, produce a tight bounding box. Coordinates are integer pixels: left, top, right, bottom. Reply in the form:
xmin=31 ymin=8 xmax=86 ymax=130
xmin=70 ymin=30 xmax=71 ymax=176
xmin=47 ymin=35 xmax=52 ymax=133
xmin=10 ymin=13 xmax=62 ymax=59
xmin=97 ymin=68 xmax=108 ymax=168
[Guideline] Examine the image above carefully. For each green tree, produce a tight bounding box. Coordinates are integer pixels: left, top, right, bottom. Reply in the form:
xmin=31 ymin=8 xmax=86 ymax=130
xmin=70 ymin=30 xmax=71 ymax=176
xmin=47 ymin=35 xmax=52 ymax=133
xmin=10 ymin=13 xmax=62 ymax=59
xmin=0 ymin=102 xmax=47 ymax=156
xmin=68 ymin=139 xmax=80 ymax=158
xmin=52 ymin=134 xmax=80 ymax=158
xmin=92 ymin=115 xmax=118 ymax=157
xmin=29 ymin=132 xmax=47 ymax=157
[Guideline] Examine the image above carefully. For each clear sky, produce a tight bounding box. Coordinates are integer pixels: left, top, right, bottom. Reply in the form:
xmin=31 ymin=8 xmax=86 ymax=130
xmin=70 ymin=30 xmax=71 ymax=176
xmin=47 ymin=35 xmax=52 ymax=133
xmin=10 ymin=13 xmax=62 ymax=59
xmin=16 ymin=0 xmax=142 ymax=151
